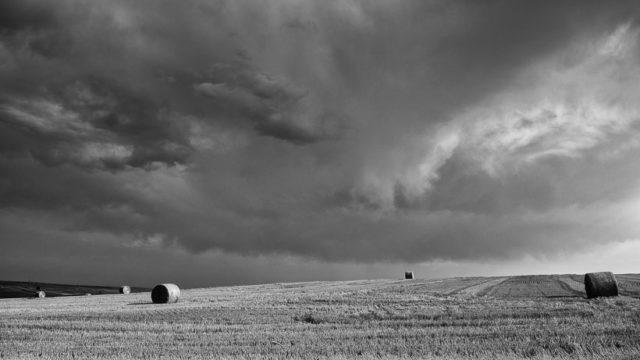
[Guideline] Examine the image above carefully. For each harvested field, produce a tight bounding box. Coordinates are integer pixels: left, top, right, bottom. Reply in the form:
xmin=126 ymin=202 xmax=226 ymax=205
xmin=615 ymin=274 xmax=640 ymax=296
xmin=0 ymin=281 xmax=149 ymax=298
xmin=1 ymin=274 xmax=640 ymax=359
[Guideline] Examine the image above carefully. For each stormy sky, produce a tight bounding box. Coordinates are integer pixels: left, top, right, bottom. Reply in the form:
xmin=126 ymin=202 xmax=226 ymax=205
xmin=2 ymin=0 xmax=640 ymax=288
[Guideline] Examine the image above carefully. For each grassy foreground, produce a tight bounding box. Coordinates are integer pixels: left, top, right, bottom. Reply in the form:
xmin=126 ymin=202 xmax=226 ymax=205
xmin=1 ymin=275 xmax=640 ymax=359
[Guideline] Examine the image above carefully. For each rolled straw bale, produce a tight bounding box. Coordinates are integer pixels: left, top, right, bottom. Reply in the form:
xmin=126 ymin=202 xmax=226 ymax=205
xmin=405 ymin=271 xmax=414 ymax=280
xmin=120 ymin=286 xmax=131 ymax=295
xmin=151 ymin=283 xmax=180 ymax=304
xmin=584 ymin=272 xmax=618 ymax=298
xmin=35 ymin=291 xmax=45 ymax=298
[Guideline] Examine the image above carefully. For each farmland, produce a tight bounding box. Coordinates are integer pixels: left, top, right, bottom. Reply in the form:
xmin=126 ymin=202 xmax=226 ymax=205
xmin=1 ymin=274 xmax=640 ymax=359
xmin=0 ymin=281 xmax=149 ymax=298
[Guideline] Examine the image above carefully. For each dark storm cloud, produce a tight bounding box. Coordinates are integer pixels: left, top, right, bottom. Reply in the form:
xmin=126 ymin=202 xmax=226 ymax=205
xmin=195 ymin=61 xmax=345 ymax=144
xmin=0 ymin=83 xmax=194 ymax=170
xmin=0 ymin=0 xmax=57 ymax=31
xmin=0 ymin=0 xmax=344 ymax=174
xmin=3 ymin=0 xmax=640 ymax=278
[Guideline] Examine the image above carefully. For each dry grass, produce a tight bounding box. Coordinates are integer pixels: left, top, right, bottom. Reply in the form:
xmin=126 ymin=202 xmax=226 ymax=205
xmin=1 ymin=275 xmax=640 ymax=359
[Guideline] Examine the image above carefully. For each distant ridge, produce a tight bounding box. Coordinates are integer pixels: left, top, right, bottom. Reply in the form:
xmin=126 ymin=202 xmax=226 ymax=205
xmin=0 ymin=280 xmax=150 ymax=298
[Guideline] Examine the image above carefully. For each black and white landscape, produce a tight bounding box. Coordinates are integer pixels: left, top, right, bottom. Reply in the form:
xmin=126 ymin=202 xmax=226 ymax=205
xmin=1 ymin=1 xmax=640 ymax=358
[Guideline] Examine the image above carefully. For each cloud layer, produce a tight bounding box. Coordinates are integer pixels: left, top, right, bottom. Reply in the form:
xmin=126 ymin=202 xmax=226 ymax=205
xmin=3 ymin=1 xmax=640 ymax=284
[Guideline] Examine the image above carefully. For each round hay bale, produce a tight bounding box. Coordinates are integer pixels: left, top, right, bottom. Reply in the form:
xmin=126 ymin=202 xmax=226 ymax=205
xmin=405 ymin=271 xmax=414 ymax=280
xmin=584 ymin=272 xmax=619 ymax=298
xmin=119 ymin=286 xmax=131 ymax=295
xmin=35 ymin=291 xmax=45 ymax=298
xmin=151 ymin=283 xmax=180 ymax=304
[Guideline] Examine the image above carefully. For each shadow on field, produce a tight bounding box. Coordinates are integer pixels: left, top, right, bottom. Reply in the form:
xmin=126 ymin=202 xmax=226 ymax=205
xmin=128 ymin=301 xmax=154 ymax=306
xmin=547 ymin=295 xmax=587 ymax=299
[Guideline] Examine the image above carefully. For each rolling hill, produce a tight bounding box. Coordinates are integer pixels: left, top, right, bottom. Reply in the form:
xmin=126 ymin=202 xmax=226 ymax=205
xmin=1 ymin=274 xmax=639 ymax=359
xmin=0 ymin=280 xmax=149 ymax=298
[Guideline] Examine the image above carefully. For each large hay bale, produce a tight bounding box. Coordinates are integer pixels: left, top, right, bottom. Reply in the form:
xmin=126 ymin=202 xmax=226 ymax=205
xmin=120 ymin=286 xmax=131 ymax=295
xmin=584 ymin=272 xmax=619 ymax=298
xmin=405 ymin=271 xmax=414 ymax=280
xmin=35 ymin=291 xmax=45 ymax=298
xmin=151 ymin=283 xmax=180 ymax=304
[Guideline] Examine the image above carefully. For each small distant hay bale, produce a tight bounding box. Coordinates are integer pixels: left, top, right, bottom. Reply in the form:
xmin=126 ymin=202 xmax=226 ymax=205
xmin=584 ymin=272 xmax=619 ymax=298
xmin=151 ymin=283 xmax=180 ymax=304
xmin=119 ymin=286 xmax=131 ymax=295
xmin=405 ymin=271 xmax=414 ymax=280
xmin=85 ymin=293 xmax=92 ymax=296
xmin=35 ymin=291 xmax=45 ymax=298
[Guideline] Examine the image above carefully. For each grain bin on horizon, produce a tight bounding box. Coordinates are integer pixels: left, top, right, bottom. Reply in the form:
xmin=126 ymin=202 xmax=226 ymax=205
xmin=584 ymin=272 xmax=619 ymax=298
xmin=119 ymin=286 xmax=131 ymax=295
xmin=35 ymin=291 xmax=45 ymax=298
xmin=151 ymin=283 xmax=180 ymax=304
xmin=405 ymin=271 xmax=414 ymax=280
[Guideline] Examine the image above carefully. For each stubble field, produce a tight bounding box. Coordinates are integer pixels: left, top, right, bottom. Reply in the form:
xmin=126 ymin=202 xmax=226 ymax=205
xmin=1 ymin=274 xmax=640 ymax=359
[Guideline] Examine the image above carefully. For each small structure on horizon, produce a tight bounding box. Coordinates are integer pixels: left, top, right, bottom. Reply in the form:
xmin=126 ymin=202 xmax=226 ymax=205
xmin=584 ymin=271 xmax=619 ymax=298
xmin=120 ymin=286 xmax=131 ymax=295
xmin=35 ymin=291 xmax=46 ymax=298
xmin=151 ymin=283 xmax=180 ymax=304
xmin=405 ymin=271 xmax=414 ymax=280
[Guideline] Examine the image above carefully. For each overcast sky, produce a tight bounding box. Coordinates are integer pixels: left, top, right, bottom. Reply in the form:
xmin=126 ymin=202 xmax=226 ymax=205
xmin=2 ymin=0 xmax=640 ymax=288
